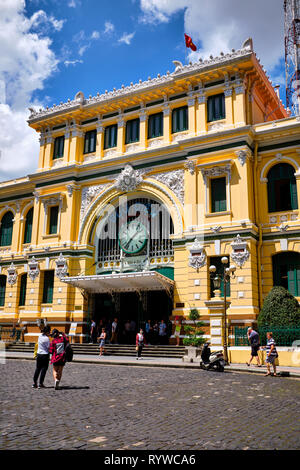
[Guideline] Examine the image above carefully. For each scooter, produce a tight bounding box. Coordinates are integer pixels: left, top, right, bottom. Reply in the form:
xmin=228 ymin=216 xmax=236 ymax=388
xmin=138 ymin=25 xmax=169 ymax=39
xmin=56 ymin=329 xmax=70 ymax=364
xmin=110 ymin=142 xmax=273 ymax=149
xmin=200 ymin=343 xmax=226 ymax=372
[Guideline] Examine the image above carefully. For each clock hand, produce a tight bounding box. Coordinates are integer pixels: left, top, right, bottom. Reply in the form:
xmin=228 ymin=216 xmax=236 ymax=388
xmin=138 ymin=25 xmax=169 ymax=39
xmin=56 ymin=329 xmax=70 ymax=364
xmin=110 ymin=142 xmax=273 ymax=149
xmin=124 ymin=224 xmax=143 ymax=249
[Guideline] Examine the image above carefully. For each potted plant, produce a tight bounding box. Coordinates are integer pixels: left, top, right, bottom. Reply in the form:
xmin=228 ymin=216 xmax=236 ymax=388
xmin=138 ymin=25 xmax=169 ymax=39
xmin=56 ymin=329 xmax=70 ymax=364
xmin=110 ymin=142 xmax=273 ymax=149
xmin=182 ymin=308 xmax=205 ymax=362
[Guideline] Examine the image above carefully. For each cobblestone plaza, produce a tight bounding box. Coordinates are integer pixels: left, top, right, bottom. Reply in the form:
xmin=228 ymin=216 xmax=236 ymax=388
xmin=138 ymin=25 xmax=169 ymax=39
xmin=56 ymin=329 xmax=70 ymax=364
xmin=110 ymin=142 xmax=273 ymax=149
xmin=1 ymin=360 xmax=300 ymax=450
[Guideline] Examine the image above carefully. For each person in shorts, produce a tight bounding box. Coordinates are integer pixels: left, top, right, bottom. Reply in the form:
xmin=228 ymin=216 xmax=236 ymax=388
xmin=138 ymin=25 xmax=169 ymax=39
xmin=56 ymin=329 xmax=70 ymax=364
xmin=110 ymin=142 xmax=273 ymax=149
xmin=98 ymin=327 xmax=106 ymax=356
xmin=262 ymin=332 xmax=278 ymax=377
xmin=246 ymin=327 xmax=261 ymax=367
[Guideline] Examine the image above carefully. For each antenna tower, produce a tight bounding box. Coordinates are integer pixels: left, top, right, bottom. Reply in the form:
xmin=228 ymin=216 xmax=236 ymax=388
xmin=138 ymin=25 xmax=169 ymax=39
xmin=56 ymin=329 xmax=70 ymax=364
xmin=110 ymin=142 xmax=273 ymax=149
xmin=284 ymin=0 xmax=300 ymax=115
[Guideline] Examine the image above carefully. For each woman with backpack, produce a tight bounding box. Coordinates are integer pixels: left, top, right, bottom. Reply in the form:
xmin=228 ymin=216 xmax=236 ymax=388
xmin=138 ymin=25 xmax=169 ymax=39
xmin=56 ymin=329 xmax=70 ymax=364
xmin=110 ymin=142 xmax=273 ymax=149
xmin=49 ymin=329 xmax=69 ymax=390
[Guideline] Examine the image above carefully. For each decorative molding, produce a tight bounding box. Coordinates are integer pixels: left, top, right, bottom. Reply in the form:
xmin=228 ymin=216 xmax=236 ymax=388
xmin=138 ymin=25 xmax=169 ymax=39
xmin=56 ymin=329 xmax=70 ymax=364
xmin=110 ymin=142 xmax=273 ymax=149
xmin=7 ymin=263 xmax=17 ymax=286
xmin=200 ymin=164 xmax=232 ymax=184
xmin=33 ymin=191 xmax=40 ymax=203
xmin=184 ymin=160 xmax=196 ymax=175
xmin=277 ymin=223 xmax=289 ymax=232
xmin=224 ymin=88 xmax=233 ymax=97
xmin=198 ymin=95 xmax=206 ymax=104
xmin=210 ymin=226 xmax=222 ymax=233
xmin=80 ymin=183 xmax=110 ymax=222
xmin=151 ymin=169 xmax=184 ymax=204
xmin=235 ymin=149 xmax=252 ymax=166
xmin=188 ymin=237 xmax=206 ymax=270
xmin=55 ymin=253 xmax=68 ymax=279
xmin=148 ymin=138 xmax=164 ymax=149
xmin=114 ymin=164 xmax=144 ymax=192
xmin=231 ymin=234 xmax=250 ymax=268
xmin=28 ymin=45 xmax=252 ymax=122
xmin=208 ymin=121 xmax=225 ymax=132
xmin=28 ymin=256 xmax=40 ymax=282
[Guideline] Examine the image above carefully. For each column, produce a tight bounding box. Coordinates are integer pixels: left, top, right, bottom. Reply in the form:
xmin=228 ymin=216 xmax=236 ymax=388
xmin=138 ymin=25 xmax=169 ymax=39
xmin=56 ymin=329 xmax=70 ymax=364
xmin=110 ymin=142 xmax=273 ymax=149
xmin=37 ymin=132 xmax=46 ymax=170
xmin=63 ymin=125 xmax=71 ymax=164
xmin=95 ymin=121 xmax=104 ymax=159
xmin=196 ymin=94 xmax=207 ymax=134
xmin=184 ymin=161 xmax=198 ymax=229
xmin=69 ymin=125 xmax=83 ymax=164
xmin=117 ymin=117 xmax=125 ymax=155
xmin=205 ymin=297 xmax=231 ymax=353
xmin=233 ymin=85 xmax=246 ymax=127
xmin=224 ymin=88 xmax=234 ymax=127
xmin=163 ymin=103 xmax=171 ymax=144
xmin=43 ymin=133 xmax=53 ymax=170
xmin=140 ymin=110 xmax=147 ymax=149
xmin=187 ymin=95 xmax=196 ymax=136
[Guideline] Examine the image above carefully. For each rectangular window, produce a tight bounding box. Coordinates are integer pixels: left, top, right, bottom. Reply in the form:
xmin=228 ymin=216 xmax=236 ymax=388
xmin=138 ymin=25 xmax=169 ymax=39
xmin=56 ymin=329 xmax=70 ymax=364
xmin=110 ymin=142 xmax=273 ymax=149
xmin=211 ymin=177 xmax=227 ymax=212
xmin=125 ymin=118 xmax=140 ymax=144
xmin=49 ymin=206 xmax=59 ymax=234
xmin=19 ymin=274 xmax=27 ymax=306
xmin=148 ymin=112 xmax=163 ymax=139
xmin=53 ymin=136 xmax=65 ymax=160
xmin=84 ymin=130 xmax=96 ymax=154
xmin=210 ymin=257 xmax=231 ymax=298
xmin=207 ymin=93 xmax=225 ymax=122
xmin=0 ymin=275 xmax=6 ymax=307
xmin=104 ymin=124 xmax=118 ymax=149
xmin=172 ymin=106 xmax=188 ymax=133
xmin=42 ymin=270 xmax=54 ymax=304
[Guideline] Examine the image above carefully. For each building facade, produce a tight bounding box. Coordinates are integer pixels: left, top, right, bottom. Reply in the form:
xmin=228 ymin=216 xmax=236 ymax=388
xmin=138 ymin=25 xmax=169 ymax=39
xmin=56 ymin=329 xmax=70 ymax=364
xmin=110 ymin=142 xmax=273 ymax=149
xmin=0 ymin=39 xmax=300 ymax=344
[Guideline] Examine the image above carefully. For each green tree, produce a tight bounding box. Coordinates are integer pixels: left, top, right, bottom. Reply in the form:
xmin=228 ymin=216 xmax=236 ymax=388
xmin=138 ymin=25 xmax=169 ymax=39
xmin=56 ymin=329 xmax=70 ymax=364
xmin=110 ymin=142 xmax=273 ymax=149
xmin=258 ymin=286 xmax=300 ymax=327
xmin=183 ymin=308 xmax=206 ymax=347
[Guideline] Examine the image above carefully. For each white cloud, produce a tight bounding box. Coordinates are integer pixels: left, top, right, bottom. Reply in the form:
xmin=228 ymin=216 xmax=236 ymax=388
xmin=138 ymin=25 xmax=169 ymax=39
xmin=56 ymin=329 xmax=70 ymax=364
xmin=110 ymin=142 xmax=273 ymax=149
xmin=118 ymin=32 xmax=135 ymax=45
xmin=104 ymin=21 xmax=115 ymax=35
xmin=0 ymin=0 xmax=59 ymax=181
xmin=64 ymin=59 xmax=83 ymax=67
xmin=91 ymin=30 xmax=100 ymax=40
xmin=68 ymin=0 xmax=80 ymax=7
xmin=139 ymin=0 xmax=284 ymax=71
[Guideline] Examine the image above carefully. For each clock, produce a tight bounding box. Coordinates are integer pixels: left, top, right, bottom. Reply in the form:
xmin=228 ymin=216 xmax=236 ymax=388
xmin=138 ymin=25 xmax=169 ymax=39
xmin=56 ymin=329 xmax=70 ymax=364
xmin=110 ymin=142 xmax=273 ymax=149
xmin=118 ymin=220 xmax=148 ymax=254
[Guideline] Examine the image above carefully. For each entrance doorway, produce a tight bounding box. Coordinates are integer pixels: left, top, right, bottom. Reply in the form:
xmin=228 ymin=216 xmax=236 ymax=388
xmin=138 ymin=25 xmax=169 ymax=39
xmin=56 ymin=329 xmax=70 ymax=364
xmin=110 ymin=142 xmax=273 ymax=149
xmin=92 ymin=290 xmax=172 ymax=344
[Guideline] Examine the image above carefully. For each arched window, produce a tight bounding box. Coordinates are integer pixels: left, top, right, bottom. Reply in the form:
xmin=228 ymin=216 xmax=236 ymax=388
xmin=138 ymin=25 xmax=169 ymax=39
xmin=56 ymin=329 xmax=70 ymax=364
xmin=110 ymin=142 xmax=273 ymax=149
xmin=24 ymin=207 xmax=33 ymax=244
xmin=273 ymin=252 xmax=300 ymax=297
xmin=267 ymin=163 xmax=298 ymax=212
xmin=0 ymin=212 xmax=14 ymax=246
xmin=0 ymin=275 xmax=6 ymax=307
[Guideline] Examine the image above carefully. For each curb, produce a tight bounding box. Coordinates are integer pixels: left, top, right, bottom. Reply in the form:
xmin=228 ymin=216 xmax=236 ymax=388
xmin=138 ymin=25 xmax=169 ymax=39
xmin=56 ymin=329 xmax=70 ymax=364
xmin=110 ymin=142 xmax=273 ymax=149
xmin=4 ymin=354 xmax=300 ymax=378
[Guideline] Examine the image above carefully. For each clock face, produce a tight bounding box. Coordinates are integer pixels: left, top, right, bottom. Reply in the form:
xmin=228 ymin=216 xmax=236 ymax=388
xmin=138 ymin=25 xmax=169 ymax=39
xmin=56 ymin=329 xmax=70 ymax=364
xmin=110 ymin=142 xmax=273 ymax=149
xmin=118 ymin=220 xmax=148 ymax=254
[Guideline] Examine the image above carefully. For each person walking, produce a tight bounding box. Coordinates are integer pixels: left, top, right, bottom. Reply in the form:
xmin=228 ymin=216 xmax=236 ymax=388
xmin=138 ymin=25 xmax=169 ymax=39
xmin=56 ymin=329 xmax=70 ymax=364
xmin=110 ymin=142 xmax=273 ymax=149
xmin=98 ymin=327 xmax=106 ymax=356
xmin=32 ymin=325 xmax=51 ymax=389
xmin=246 ymin=327 xmax=261 ymax=367
xmin=136 ymin=328 xmax=145 ymax=360
xmin=262 ymin=332 xmax=278 ymax=377
xmin=158 ymin=319 xmax=167 ymax=345
xmin=174 ymin=316 xmax=181 ymax=346
xmin=49 ymin=329 xmax=69 ymax=390
xmin=111 ymin=318 xmax=118 ymax=344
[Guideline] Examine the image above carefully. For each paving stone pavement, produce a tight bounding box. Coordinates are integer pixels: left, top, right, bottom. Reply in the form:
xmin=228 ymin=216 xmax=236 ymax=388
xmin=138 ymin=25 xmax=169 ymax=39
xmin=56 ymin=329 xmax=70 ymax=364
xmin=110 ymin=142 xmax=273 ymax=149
xmin=1 ymin=359 xmax=300 ymax=450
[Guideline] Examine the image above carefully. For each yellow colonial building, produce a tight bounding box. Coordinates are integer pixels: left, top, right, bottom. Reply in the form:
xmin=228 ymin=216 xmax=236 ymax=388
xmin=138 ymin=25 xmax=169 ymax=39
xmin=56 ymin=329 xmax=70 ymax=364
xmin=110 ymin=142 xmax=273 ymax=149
xmin=0 ymin=38 xmax=300 ymax=345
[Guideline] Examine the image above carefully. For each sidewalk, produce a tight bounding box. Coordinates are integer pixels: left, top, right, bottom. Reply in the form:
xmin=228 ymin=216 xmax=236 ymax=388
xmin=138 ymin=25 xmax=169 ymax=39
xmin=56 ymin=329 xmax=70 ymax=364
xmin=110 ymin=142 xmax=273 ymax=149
xmin=3 ymin=350 xmax=300 ymax=378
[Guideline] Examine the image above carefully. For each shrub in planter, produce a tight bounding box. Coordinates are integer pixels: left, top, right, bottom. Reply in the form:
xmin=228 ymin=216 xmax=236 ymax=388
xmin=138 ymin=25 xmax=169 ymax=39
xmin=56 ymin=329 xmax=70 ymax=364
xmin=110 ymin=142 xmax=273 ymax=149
xmin=183 ymin=308 xmax=205 ymax=347
xmin=257 ymin=286 xmax=300 ymax=328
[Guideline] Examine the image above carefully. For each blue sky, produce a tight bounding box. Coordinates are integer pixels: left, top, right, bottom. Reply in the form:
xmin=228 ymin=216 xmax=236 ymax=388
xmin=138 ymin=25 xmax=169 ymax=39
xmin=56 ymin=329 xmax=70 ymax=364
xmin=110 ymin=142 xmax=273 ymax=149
xmin=0 ymin=0 xmax=286 ymax=181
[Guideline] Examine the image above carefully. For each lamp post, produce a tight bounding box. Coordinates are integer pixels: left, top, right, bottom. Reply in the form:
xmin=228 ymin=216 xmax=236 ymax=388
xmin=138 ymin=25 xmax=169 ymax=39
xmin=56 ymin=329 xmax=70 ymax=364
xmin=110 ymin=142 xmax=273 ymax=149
xmin=209 ymin=257 xmax=236 ymax=364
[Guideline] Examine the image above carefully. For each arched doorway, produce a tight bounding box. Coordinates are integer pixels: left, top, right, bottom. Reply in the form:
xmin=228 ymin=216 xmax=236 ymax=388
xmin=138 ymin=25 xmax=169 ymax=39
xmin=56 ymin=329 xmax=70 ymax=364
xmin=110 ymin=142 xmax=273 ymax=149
xmin=92 ymin=196 xmax=175 ymax=342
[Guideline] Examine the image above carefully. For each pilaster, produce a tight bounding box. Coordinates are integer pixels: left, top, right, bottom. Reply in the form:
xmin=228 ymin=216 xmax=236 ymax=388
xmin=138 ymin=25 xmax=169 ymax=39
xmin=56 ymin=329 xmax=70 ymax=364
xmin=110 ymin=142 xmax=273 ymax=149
xmin=163 ymin=103 xmax=171 ymax=144
xmin=117 ymin=117 xmax=125 ymax=155
xmin=187 ymin=95 xmax=196 ymax=136
xmin=196 ymin=93 xmax=207 ymax=134
xmin=140 ymin=110 xmax=147 ymax=149
xmin=96 ymin=121 xmax=104 ymax=159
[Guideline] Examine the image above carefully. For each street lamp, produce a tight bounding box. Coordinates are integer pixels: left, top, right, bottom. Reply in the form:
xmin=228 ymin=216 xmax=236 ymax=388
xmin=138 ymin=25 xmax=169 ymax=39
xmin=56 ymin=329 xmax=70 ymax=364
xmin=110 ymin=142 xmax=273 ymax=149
xmin=209 ymin=257 xmax=236 ymax=364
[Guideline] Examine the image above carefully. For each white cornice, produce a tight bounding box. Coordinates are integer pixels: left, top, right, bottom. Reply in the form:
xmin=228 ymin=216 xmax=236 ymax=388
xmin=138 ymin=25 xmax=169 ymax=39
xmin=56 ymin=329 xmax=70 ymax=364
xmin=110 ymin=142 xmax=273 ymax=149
xmin=28 ymin=48 xmax=253 ymax=124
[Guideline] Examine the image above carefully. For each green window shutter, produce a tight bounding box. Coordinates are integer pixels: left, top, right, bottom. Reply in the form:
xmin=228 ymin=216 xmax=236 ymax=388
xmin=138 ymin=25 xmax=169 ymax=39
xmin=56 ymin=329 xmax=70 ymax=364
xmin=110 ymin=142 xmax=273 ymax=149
xmin=172 ymin=107 xmax=188 ymax=133
xmin=53 ymin=136 xmax=64 ymax=159
xmin=126 ymin=119 xmax=140 ymax=144
xmin=287 ymin=266 xmax=296 ymax=296
xmin=19 ymin=274 xmax=27 ymax=306
xmin=0 ymin=275 xmax=6 ymax=307
xmin=84 ymin=130 xmax=96 ymax=154
xmin=24 ymin=207 xmax=33 ymax=244
xmin=104 ymin=125 xmax=117 ymax=149
xmin=290 ymin=179 xmax=298 ymax=210
xmin=211 ymin=177 xmax=226 ymax=212
xmin=267 ymin=178 xmax=276 ymax=212
xmin=207 ymin=94 xmax=225 ymax=122
xmin=148 ymin=113 xmax=163 ymax=138
xmin=49 ymin=206 xmax=59 ymax=234
xmin=42 ymin=271 xmax=54 ymax=304
xmin=0 ymin=212 xmax=13 ymax=246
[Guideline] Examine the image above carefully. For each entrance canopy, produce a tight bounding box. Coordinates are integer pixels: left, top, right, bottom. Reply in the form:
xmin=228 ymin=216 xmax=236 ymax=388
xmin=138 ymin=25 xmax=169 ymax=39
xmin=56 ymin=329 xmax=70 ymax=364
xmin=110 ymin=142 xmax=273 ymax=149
xmin=61 ymin=271 xmax=174 ymax=294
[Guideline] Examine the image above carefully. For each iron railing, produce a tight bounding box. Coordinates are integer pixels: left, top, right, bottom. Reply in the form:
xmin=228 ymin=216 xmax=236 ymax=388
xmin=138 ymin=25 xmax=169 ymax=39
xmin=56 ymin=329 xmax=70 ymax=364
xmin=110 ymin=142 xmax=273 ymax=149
xmin=0 ymin=327 xmax=22 ymax=342
xmin=230 ymin=326 xmax=300 ymax=347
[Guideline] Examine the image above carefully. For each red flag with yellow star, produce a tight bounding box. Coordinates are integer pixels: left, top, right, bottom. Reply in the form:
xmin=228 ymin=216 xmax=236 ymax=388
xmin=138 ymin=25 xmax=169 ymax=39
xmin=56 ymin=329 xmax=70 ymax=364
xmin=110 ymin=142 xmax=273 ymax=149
xmin=184 ymin=34 xmax=197 ymax=51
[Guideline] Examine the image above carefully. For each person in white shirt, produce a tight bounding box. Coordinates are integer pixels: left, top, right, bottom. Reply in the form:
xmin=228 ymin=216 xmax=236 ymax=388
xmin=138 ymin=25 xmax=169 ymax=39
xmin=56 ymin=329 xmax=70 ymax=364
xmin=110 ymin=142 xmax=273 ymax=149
xmin=32 ymin=325 xmax=51 ymax=389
